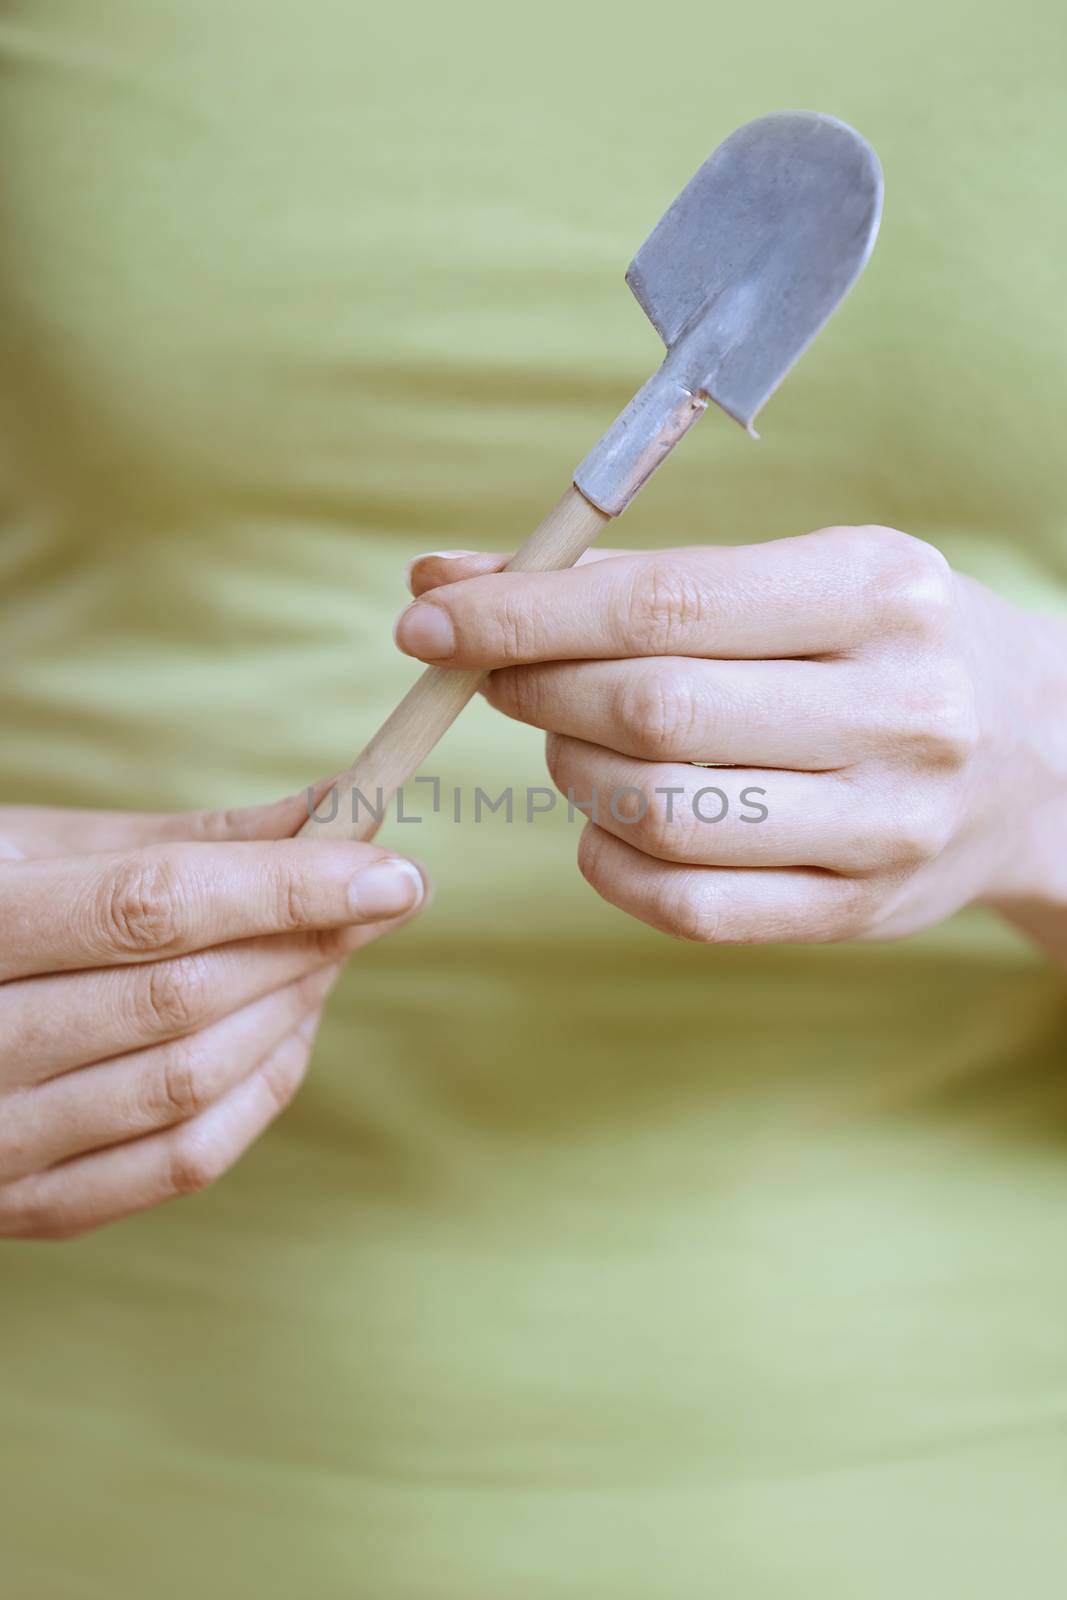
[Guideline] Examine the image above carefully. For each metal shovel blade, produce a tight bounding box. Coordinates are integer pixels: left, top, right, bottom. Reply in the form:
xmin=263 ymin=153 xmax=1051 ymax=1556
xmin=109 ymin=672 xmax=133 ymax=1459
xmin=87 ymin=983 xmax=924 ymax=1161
xmin=575 ymin=111 xmax=883 ymax=515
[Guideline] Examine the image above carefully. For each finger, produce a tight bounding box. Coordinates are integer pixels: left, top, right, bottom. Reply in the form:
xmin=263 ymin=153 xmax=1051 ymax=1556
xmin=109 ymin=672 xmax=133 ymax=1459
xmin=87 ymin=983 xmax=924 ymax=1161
xmin=0 ymin=1025 xmax=315 ymax=1240
xmin=486 ymin=656 xmax=868 ymax=769
xmin=406 ymin=545 xmax=625 ymax=598
xmin=408 ymin=551 xmax=507 ymax=596
xmin=576 ymin=822 xmax=871 ymax=945
xmin=4 ymin=914 xmax=397 ymax=1087
xmin=393 ymin=526 xmax=953 ymax=669
xmin=0 ymin=842 xmax=426 ymax=980
xmin=0 ymin=792 xmax=316 ymax=858
xmin=545 ymin=733 xmax=893 ymax=872
xmin=0 ymin=966 xmax=339 ymax=1184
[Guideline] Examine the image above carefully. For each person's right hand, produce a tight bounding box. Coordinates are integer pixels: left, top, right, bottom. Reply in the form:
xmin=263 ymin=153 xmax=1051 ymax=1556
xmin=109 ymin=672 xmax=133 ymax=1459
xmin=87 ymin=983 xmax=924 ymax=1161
xmin=0 ymin=793 xmax=427 ymax=1241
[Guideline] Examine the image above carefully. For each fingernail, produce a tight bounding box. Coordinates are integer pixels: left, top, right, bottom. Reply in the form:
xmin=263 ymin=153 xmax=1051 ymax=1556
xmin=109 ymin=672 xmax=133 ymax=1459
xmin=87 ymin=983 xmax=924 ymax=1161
xmin=297 ymin=1012 xmax=320 ymax=1041
xmin=403 ymin=550 xmax=476 ymax=587
xmin=393 ymin=601 xmax=455 ymax=660
xmin=409 ymin=548 xmax=475 ymax=564
xmin=348 ymin=858 xmax=425 ymax=919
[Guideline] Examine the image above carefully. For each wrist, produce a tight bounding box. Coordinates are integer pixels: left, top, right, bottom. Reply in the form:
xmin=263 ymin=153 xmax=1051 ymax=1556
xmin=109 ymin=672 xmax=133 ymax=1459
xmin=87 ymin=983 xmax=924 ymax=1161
xmin=978 ymin=604 xmax=1067 ymax=947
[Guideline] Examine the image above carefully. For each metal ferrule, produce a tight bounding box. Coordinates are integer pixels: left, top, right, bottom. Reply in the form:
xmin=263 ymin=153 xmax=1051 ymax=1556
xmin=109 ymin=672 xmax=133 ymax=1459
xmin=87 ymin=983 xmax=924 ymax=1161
xmin=572 ymin=361 xmax=708 ymax=517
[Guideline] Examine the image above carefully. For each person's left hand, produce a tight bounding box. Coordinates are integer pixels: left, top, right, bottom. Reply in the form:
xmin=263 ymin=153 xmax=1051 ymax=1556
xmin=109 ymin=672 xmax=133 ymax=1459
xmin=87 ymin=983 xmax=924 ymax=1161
xmin=398 ymin=527 xmax=1067 ymax=946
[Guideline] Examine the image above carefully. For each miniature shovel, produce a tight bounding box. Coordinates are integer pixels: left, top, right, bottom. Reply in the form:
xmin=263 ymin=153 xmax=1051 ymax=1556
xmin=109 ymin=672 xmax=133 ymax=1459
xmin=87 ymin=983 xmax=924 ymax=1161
xmin=304 ymin=110 xmax=883 ymax=840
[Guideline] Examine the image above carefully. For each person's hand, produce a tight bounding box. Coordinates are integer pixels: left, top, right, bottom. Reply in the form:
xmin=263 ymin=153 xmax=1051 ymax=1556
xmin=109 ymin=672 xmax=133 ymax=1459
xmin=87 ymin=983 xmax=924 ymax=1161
xmin=400 ymin=529 xmax=1067 ymax=952
xmin=0 ymin=794 xmax=427 ymax=1239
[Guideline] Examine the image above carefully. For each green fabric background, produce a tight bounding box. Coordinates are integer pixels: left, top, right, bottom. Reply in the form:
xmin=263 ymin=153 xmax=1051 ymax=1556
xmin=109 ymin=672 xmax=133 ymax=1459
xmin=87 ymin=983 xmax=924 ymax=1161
xmin=2 ymin=1 xmax=1066 ymax=1594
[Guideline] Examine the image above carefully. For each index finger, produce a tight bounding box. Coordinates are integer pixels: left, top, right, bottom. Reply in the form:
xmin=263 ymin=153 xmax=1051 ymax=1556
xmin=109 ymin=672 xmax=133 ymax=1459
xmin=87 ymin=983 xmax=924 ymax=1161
xmin=406 ymin=546 xmax=626 ymax=599
xmin=393 ymin=526 xmax=947 ymax=669
xmin=0 ymin=791 xmax=316 ymax=860
xmin=0 ymin=840 xmax=426 ymax=981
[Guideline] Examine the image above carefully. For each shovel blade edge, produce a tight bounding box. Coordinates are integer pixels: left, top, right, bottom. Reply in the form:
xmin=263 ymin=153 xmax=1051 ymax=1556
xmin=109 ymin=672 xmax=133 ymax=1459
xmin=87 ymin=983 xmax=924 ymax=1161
xmin=626 ymin=111 xmax=884 ymax=429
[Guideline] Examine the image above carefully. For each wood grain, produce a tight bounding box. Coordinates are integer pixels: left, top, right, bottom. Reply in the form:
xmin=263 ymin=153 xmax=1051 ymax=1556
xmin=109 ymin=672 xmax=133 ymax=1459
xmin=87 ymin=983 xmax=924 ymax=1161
xmin=299 ymin=484 xmax=610 ymax=840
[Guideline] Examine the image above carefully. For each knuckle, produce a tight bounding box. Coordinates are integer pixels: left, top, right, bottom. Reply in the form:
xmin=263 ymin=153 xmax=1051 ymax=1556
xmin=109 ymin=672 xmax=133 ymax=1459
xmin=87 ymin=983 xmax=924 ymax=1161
xmin=272 ymin=855 xmax=315 ymax=931
xmin=99 ymin=855 xmax=185 ymax=955
xmin=625 ymin=792 xmax=680 ymax=860
xmin=900 ymin=806 xmax=955 ymax=865
xmin=184 ymin=805 xmax=252 ymax=842
xmin=259 ymin=1046 xmax=307 ymax=1116
xmin=576 ymin=819 xmax=606 ymax=886
xmin=876 ymin=535 xmax=956 ymax=637
xmin=828 ymin=878 xmax=885 ymax=941
xmin=849 ymin=521 xmax=913 ymax=559
xmin=847 ymin=522 xmax=924 ymax=579
xmin=904 ymin=671 xmax=980 ymax=766
xmin=139 ymin=953 xmax=211 ymax=1036
xmin=166 ymin=1130 xmax=227 ymax=1198
xmin=626 ymin=560 xmax=709 ymax=653
xmin=153 ymin=1039 xmax=212 ymax=1121
xmin=615 ymin=664 xmax=695 ymax=759
xmin=869 ymin=803 xmax=954 ymax=869
xmin=493 ymin=590 xmax=540 ymax=664
xmin=660 ymin=874 xmax=722 ymax=944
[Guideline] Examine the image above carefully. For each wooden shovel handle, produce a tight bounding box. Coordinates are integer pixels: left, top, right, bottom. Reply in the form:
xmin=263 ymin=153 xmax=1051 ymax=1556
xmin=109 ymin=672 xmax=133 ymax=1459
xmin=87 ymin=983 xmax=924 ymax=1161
xmin=299 ymin=484 xmax=610 ymax=840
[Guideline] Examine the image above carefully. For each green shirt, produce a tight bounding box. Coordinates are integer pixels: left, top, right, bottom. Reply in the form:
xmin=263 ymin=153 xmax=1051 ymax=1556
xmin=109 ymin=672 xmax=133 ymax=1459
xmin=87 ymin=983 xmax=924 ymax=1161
xmin=2 ymin=1 xmax=1066 ymax=1594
